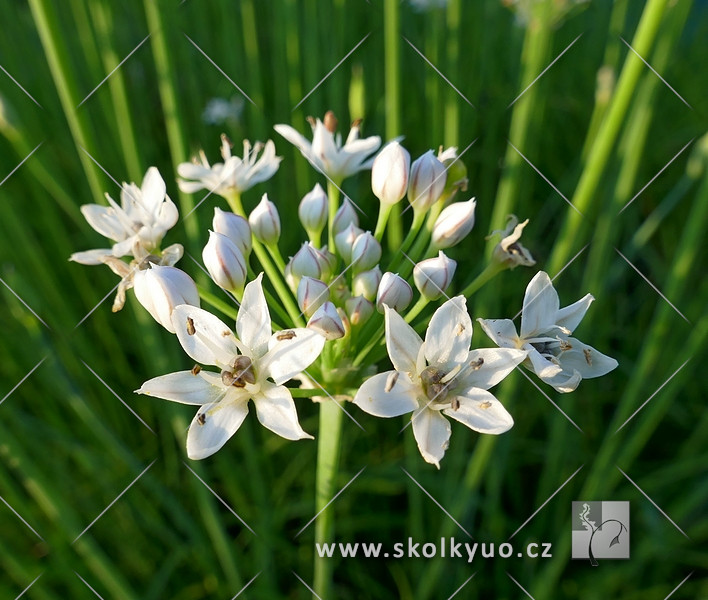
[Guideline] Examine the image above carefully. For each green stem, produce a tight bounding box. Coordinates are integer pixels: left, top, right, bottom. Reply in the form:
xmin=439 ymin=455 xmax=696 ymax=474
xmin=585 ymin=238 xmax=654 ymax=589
xmin=458 ymin=261 xmax=505 ymax=298
xmin=327 ymin=180 xmax=342 ymax=250
xmin=373 ymin=203 xmax=393 ymax=241
xmin=266 ymin=242 xmax=287 ymax=273
xmin=384 ymin=0 xmax=402 ymax=249
xmin=404 ymin=295 xmax=429 ymax=324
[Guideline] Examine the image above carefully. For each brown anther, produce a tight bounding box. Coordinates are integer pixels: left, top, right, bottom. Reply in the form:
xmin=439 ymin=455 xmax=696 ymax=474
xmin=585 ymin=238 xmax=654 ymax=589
xmin=324 ymin=110 xmax=338 ymax=133
xmin=559 ymin=339 xmax=573 ymax=351
xmin=385 ymin=371 xmax=399 ymax=393
xmin=351 ymin=118 xmax=362 ymax=129
xmin=186 ymin=317 xmax=196 ymax=336
xmin=220 ymin=133 xmax=233 ymax=148
xmin=469 ymin=357 xmax=484 ymax=370
xmin=583 ymin=348 xmax=592 ymax=366
xmin=222 ymin=330 xmax=230 ymax=337
xmin=197 ymin=413 xmax=206 ymax=426
xmin=277 ymin=330 xmax=297 ymax=341
xmin=306 ymin=116 xmax=317 ymax=128
xmin=455 ymin=323 xmax=465 ymax=336
xmin=450 ymin=398 xmax=460 ymax=411
xmin=480 ymin=401 xmax=492 ymax=409
xmin=191 ymin=364 xmax=202 ymax=376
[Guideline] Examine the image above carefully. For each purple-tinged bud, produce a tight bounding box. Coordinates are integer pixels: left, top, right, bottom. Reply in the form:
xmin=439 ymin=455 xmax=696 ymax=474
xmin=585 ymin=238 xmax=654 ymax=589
xmin=248 ymin=193 xmax=281 ymax=245
xmin=431 ymin=198 xmax=476 ymax=249
xmin=212 ymin=207 xmax=252 ymax=257
xmin=298 ymin=183 xmax=328 ymax=238
xmin=413 ymin=251 xmax=456 ymax=300
xmin=376 ymin=272 xmax=413 ymax=313
xmin=202 ymin=231 xmax=247 ymax=294
xmin=352 ymin=266 xmax=382 ymax=301
xmin=350 ymin=231 xmax=381 ymax=272
xmin=408 ymin=150 xmax=447 ymax=213
xmin=307 ymin=301 xmax=345 ymax=340
xmin=345 ymin=295 xmax=374 ymax=326
xmin=315 ymin=245 xmax=337 ymax=282
xmin=332 ymin=198 xmax=359 ymax=235
xmin=291 ymin=242 xmax=322 ymax=280
xmin=297 ymin=277 xmax=330 ymax=318
xmin=371 ymin=141 xmax=410 ymax=206
xmin=334 ymin=222 xmax=364 ymax=264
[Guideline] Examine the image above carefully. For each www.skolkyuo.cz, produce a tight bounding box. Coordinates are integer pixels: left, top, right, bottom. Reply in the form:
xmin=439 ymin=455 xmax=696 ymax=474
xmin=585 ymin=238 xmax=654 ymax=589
xmin=315 ymin=538 xmax=553 ymax=562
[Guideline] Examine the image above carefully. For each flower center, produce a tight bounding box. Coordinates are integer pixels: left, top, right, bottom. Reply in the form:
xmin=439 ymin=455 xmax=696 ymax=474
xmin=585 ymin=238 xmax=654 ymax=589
xmin=420 ymin=366 xmax=454 ymax=404
xmin=221 ymin=355 xmax=256 ymax=388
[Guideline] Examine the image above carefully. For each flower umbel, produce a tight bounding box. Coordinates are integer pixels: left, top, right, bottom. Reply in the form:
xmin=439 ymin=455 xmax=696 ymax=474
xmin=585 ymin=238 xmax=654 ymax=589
xmin=354 ymin=297 xmax=527 ymax=467
xmin=478 ymin=271 xmax=618 ymax=393
xmin=137 ymin=274 xmax=326 ymax=459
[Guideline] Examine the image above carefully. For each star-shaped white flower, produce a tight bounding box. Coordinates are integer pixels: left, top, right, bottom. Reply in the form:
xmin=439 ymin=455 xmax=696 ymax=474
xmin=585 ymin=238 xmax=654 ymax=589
xmin=478 ymin=271 xmax=618 ymax=393
xmin=177 ymin=136 xmax=281 ymax=197
xmin=353 ymin=297 xmax=527 ymax=468
xmin=274 ymin=111 xmax=381 ymax=182
xmin=137 ymin=274 xmax=326 ymax=459
xmin=70 ymin=167 xmax=178 ymax=264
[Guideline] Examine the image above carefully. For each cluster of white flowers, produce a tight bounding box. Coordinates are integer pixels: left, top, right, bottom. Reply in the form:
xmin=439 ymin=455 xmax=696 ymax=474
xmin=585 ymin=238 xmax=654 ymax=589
xmin=71 ymin=111 xmax=617 ymax=466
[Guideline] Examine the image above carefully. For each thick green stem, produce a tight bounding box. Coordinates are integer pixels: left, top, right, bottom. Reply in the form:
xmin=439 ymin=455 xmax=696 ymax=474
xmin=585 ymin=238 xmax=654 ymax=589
xmin=458 ymin=261 xmax=505 ymax=298
xmin=404 ymin=295 xmax=429 ymax=324
xmin=327 ymin=180 xmax=342 ymax=250
xmin=373 ymin=203 xmax=393 ymax=241
xmin=384 ymin=0 xmax=402 ymax=248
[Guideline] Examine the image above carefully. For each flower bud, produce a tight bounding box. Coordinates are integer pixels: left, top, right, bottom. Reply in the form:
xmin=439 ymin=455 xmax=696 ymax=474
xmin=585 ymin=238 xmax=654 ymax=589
xmin=350 ymin=231 xmax=381 ymax=272
xmin=298 ymin=183 xmax=328 ymax=238
xmin=408 ymin=150 xmax=447 ymax=213
xmin=352 ymin=266 xmax=382 ymax=301
xmin=213 ymin=207 xmax=252 ymax=257
xmin=431 ymin=198 xmax=476 ymax=249
xmin=438 ymin=146 xmax=468 ymax=197
xmin=315 ymin=245 xmax=337 ymax=282
xmin=202 ymin=231 xmax=247 ymax=294
xmin=291 ymin=242 xmax=322 ymax=280
xmin=345 ymin=295 xmax=374 ymax=326
xmin=371 ymin=141 xmax=410 ymax=206
xmin=489 ymin=214 xmax=535 ymax=269
xmin=334 ymin=223 xmax=363 ymax=264
xmin=376 ymin=272 xmax=413 ymax=313
xmin=133 ymin=264 xmax=200 ymax=333
xmin=248 ymin=193 xmax=281 ymax=245
xmin=332 ymin=198 xmax=359 ymax=235
xmin=297 ymin=277 xmax=330 ymax=318
xmin=413 ymin=251 xmax=456 ymax=300
xmin=307 ymin=301 xmax=345 ymax=340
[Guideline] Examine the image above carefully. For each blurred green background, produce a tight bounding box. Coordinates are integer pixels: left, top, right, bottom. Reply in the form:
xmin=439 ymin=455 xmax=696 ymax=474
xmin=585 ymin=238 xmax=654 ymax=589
xmin=0 ymin=0 xmax=706 ymax=598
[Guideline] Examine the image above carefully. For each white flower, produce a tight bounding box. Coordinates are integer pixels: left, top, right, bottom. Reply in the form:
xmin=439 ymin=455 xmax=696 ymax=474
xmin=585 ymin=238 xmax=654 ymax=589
xmin=71 ymin=167 xmax=178 ymax=262
xmin=354 ymin=297 xmax=526 ymax=467
xmin=488 ymin=214 xmax=535 ymax=268
xmin=371 ymin=141 xmax=410 ymax=206
xmin=274 ymin=111 xmax=381 ymax=181
xmin=137 ymin=274 xmax=326 ymax=459
xmin=478 ymin=271 xmax=618 ymax=393
xmin=177 ymin=136 xmax=281 ymax=197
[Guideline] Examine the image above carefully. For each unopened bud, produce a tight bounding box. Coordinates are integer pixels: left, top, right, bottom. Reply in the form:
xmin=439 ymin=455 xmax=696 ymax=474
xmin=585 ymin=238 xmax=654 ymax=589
xmin=352 ymin=266 xmax=382 ymax=301
xmin=213 ymin=207 xmax=252 ymax=257
xmin=291 ymin=242 xmax=322 ymax=279
xmin=376 ymin=272 xmax=413 ymax=313
xmin=431 ymin=198 xmax=476 ymax=249
xmin=351 ymin=231 xmax=381 ymax=271
xmin=249 ymin=193 xmax=281 ymax=245
xmin=133 ymin=264 xmax=200 ymax=333
xmin=408 ymin=150 xmax=447 ymax=213
xmin=298 ymin=183 xmax=328 ymax=238
xmin=332 ymin=198 xmax=359 ymax=235
xmin=297 ymin=277 xmax=330 ymax=318
xmin=316 ymin=245 xmax=337 ymax=282
xmin=438 ymin=147 xmax=468 ymax=197
xmin=202 ymin=231 xmax=247 ymax=294
xmin=413 ymin=251 xmax=456 ymax=300
xmin=345 ymin=295 xmax=374 ymax=326
xmin=371 ymin=141 xmax=410 ymax=206
xmin=335 ymin=223 xmax=364 ymax=264
xmin=307 ymin=301 xmax=345 ymax=340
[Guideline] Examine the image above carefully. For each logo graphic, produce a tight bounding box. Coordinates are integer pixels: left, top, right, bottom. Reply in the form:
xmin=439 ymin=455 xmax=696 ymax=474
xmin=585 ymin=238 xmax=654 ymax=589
xmin=571 ymin=501 xmax=629 ymax=565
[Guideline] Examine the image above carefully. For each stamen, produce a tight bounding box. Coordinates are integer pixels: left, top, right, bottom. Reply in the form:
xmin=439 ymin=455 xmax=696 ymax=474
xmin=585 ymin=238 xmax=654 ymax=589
xmin=186 ymin=317 xmax=196 ymax=335
xmin=583 ymin=348 xmax=592 ymax=366
xmin=276 ymin=330 xmax=296 ymax=341
xmin=197 ymin=413 xmax=206 ymax=426
xmin=191 ymin=364 xmax=201 ymax=376
xmin=385 ymin=371 xmax=399 ymax=393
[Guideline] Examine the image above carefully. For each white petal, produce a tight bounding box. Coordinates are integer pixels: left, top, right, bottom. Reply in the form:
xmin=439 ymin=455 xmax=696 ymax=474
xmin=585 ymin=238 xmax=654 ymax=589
xmin=156 ymin=196 xmax=179 ymax=231
xmin=526 ymin=346 xmax=564 ymax=378
xmin=424 ymin=296 xmax=472 ymax=369
xmin=260 ymin=328 xmax=325 ymax=385
xmin=558 ymin=338 xmax=618 ymax=379
xmin=384 ymin=306 xmax=423 ymax=375
xmin=556 ymin=294 xmax=594 ymax=332
xmin=541 ymin=368 xmax=583 ymax=393
xmin=274 ymin=124 xmax=313 ymax=156
xmin=444 ymin=388 xmax=513 ymax=434
xmin=177 ymin=162 xmax=213 ymax=179
xmin=520 ymin=272 xmax=559 ymax=338
xmin=236 ymin=274 xmax=271 ymax=356
xmin=141 ymin=167 xmax=167 ymax=216
xmin=172 ymin=305 xmax=240 ymax=367
xmin=458 ymin=348 xmax=527 ymax=391
xmin=252 ymin=382 xmax=312 ymax=440
xmin=411 ymin=408 xmax=451 ymax=469
xmin=477 ymin=318 xmax=520 ymax=349
xmin=186 ymin=393 xmax=250 ymax=459
xmin=80 ymin=204 xmax=128 ymax=242
xmin=353 ymin=372 xmax=420 ymax=417
xmin=69 ymin=249 xmax=114 ymax=265
xmin=137 ymin=370 xmax=225 ymax=405
xmin=177 ymin=179 xmax=207 ymax=194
